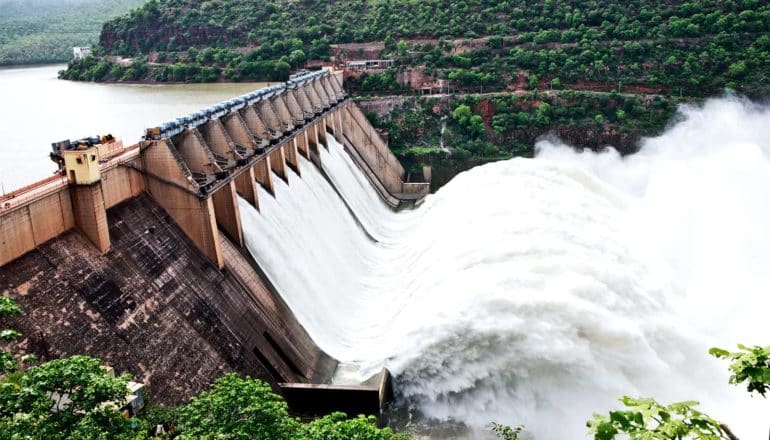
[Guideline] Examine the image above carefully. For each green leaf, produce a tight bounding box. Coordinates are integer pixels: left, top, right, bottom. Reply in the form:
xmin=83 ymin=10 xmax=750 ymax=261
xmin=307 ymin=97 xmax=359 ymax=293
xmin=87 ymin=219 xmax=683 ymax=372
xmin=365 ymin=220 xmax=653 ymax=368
xmin=0 ymin=329 xmax=21 ymax=342
xmin=588 ymin=397 xmax=726 ymax=440
xmin=708 ymin=348 xmax=730 ymax=358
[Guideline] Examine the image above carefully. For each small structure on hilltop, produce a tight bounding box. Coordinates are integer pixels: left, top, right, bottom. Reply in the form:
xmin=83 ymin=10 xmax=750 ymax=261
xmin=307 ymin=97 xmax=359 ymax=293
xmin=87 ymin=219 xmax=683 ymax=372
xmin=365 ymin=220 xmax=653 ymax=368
xmin=345 ymin=60 xmax=395 ymax=72
xmin=72 ymin=47 xmax=92 ymax=60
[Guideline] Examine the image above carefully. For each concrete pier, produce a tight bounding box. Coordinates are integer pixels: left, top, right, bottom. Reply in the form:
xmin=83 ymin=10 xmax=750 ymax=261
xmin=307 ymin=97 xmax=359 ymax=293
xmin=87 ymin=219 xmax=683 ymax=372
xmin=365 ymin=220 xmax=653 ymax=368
xmin=70 ymin=183 xmax=110 ymax=253
xmin=235 ymin=167 xmax=259 ymax=209
xmin=212 ymin=181 xmax=244 ymax=247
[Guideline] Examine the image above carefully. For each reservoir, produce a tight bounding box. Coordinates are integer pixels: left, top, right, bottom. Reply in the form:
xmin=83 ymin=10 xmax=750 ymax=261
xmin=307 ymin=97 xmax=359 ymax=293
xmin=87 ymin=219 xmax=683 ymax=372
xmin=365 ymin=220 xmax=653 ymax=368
xmin=0 ymin=64 xmax=267 ymax=192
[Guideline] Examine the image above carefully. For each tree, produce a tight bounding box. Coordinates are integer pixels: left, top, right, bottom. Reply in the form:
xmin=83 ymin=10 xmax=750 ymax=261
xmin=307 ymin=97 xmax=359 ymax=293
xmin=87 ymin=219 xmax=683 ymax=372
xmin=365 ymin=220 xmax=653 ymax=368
xmin=452 ymin=104 xmax=473 ymax=125
xmin=0 ymin=297 xmax=22 ymax=374
xmin=397 ymin=40 xmax=408 ymax=56
xmin=451 ymin=104 xmax=485 ymax=139
xmin=527 ymin=74 xmax=538 ymax=90
xmin=301 ymin=412 xmax=409 ymax=440
xmin=710 ymin=345 xmax=770 ymax=397
xmin=491 ymin=422 xmax=523 ymax=439
xmin=289 ymin=49 xmax=307 ymax=67
xmin=487 ymin=35 xmax=503 ymax=49
xmin=178 ymin=373 xmax=299 ymax=439
xmin=186 ymin=47 xmax=199 ymax=63
xmin=384 ymin=35 xmax=396 ymax=52
xmin=469 ymin=115 xmax=485 ymax=137
xmin=272 ymin=61 xmax=291 ymax=80
xmin=0 ymin=355 xmax=135 ymax=439
xmin=586 ymin=396 xmax=729 ymax=440
xmin=727 ymin=61 xmax=747 ymax=78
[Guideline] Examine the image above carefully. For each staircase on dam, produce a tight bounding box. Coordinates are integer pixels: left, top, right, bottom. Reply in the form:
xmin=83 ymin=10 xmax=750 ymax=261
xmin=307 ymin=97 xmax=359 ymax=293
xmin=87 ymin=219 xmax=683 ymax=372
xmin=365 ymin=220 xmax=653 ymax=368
xmin=0 ymin=69 xmax=428 ymax=417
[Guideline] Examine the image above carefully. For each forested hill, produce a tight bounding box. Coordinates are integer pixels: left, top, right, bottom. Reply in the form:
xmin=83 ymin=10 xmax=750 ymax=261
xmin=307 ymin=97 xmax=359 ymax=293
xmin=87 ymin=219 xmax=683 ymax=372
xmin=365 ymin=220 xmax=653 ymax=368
xmin=69 ymin=0 xmax=770 ymax=96
xmin=0 ymin=0 xmax=145 ymax=66
xmin=98 ymin=0 xmax=770 ymax=55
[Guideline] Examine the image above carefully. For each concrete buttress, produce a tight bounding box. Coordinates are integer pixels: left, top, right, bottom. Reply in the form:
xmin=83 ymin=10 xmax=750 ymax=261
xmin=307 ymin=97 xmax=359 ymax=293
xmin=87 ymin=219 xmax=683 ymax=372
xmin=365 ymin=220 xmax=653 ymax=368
xmin=284 ymin=140 xmax=301 ymax=176
xmin=269 ymin=147 xmax=288 ymax=182
xmin=70 ymin=183 xmax=110 ymax=253
xmin=235 ymin=167 xmax=259 ymax=209
xmin=254 ymin=156 xmax=275 ymax=195
xmin=211 ymin=180 xmax=244 ymax=247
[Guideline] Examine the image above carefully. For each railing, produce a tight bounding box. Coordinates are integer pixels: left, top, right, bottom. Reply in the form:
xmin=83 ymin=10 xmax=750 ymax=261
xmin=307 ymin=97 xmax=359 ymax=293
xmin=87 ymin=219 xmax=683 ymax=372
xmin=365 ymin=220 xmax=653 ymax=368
xmin=0 ymin=143 xmax=141 ymax=213
xmin=0 ymin=174 xmax=68 ymax=212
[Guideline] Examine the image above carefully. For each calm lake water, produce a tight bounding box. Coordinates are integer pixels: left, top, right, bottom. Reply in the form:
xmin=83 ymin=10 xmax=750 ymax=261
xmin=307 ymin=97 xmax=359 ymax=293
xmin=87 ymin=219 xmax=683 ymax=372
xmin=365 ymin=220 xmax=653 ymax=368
xmin=0 ymin=64 xmax=268 ymax=192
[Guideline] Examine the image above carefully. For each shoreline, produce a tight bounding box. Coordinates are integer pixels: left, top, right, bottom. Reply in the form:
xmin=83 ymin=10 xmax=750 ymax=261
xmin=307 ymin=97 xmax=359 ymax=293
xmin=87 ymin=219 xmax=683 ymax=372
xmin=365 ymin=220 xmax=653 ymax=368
xmin=0 ymin=62 xmax=66 ymax=71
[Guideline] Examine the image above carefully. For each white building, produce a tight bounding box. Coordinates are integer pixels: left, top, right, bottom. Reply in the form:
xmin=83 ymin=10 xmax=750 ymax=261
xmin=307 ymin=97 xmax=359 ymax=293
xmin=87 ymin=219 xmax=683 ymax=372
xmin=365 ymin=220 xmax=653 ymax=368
xmin=73 ymin=46 xmax=92 ymax=60
xmin=345 ymin=59 xmax=395 ymax=72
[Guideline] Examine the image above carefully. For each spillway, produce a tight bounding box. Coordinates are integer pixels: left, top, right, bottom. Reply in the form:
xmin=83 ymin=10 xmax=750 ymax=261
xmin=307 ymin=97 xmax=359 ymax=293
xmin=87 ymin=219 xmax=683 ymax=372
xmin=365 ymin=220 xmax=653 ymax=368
xmin=240 ymin=97 xmax=770 ymax=439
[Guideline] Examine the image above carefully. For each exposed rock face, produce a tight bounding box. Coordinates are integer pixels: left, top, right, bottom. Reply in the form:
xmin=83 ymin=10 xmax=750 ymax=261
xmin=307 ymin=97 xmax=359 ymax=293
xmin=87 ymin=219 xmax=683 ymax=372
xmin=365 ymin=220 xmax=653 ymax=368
xmin=100 ymin=24 xmax=230 ymax=53
xmin=1 ymin=195 xmax=334 ymax=405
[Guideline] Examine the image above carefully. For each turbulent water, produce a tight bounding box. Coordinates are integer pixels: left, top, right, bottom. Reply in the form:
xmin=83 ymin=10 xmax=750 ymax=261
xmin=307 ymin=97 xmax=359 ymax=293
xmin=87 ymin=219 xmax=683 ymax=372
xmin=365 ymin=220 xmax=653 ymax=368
xmin=240 ymin=97 xmax=770 ymax=439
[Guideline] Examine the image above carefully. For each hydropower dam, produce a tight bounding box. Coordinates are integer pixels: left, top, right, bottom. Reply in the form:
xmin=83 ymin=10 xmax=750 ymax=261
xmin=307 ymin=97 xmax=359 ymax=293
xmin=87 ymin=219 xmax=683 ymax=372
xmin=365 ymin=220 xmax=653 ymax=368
xmin=2 ymin=72 xmax=770 ymax=438
xmin=0 ymin=69 xmax=429 ymax=418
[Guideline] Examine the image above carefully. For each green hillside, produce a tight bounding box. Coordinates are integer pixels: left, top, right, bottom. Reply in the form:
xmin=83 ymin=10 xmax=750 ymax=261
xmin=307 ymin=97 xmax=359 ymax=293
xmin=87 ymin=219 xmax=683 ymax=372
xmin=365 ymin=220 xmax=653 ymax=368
xmin=63 ymin=0 xmax=770 ymax=96
xmin=0 ymin=0 xmax=146 ymax=66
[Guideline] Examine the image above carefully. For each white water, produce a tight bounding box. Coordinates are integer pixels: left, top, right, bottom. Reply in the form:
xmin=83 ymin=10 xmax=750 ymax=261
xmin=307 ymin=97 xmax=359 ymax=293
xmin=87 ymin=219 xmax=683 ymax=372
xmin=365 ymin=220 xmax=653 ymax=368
xmin=240 ymin=97 xmax=770 ymax=439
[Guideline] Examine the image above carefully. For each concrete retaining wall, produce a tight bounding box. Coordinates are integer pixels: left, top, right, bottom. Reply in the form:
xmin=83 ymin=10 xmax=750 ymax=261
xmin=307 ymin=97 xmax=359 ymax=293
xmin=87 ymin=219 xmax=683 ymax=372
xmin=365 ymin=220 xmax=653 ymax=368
xmin=1 ymin=195 xmax=336 ymax=404
xmin=0 ymin=185 xmax=74 ymax=267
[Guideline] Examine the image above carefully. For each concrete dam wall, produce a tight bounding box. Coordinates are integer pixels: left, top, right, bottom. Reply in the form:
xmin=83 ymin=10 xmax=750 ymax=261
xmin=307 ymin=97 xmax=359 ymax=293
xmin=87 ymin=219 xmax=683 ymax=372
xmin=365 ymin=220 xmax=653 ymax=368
xmin=1 ymin=195 xmax=335 ymax=403
xmin=0 ymin=70 xmax=429 ymax=408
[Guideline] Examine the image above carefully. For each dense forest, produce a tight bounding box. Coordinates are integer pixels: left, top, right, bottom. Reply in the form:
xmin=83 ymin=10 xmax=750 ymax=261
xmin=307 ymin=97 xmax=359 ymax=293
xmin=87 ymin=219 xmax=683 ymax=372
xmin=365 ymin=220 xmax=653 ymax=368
xmin=0 ymin=0 xmax=144 ymax=66
xmin=62 ymin=0 xmax=770 ymax=97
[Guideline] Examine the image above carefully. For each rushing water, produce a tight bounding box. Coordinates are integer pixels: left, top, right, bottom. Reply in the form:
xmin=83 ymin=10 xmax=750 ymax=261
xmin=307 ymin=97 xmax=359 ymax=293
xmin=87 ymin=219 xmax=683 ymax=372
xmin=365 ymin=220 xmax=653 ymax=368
xmin=240 ymin=97 xmax=770 ymax=439
xmin=0 ymin=64 xmax=268 ymax=191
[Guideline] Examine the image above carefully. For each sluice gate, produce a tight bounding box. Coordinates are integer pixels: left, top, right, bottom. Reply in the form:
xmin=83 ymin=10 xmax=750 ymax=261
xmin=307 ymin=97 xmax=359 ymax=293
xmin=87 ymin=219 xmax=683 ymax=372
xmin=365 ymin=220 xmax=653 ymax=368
xmin=0 ymin=69 xmax=429 ymax=418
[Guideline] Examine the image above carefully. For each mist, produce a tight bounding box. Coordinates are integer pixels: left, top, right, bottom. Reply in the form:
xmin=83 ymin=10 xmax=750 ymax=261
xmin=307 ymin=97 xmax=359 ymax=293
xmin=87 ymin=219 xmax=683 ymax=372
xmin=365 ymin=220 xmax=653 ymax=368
xmin=239 ymin=96 xmax=770 ymax=439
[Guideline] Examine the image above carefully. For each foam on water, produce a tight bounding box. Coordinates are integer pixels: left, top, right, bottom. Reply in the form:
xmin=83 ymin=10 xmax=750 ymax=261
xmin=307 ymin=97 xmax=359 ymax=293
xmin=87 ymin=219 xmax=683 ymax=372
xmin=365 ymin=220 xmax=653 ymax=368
xmin=240 ymin=97 xmax=770 ymax=439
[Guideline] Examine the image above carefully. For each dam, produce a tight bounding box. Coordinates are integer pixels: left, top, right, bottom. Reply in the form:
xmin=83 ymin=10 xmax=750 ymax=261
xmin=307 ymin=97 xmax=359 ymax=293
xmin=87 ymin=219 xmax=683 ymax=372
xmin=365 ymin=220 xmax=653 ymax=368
xmin=0 ymin=69 xmax=429 ymax=413
xmin=4 ymin=68 xmax=770 ymax=438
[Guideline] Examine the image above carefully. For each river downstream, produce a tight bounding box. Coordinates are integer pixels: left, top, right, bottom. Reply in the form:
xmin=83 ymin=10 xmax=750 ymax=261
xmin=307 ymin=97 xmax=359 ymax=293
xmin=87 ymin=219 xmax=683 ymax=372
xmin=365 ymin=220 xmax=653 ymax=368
xmin=0 ymin=64 xmax=267 ymax=192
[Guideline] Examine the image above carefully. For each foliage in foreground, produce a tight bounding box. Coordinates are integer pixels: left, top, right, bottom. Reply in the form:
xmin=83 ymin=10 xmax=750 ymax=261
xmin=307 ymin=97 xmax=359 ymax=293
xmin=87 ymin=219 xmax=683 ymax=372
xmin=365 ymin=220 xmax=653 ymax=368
xmin=0 ymin=297 xmax=23 ymax=374
xmin=0 ymin=355 xmax=136 ymax=440
xmin=587 ymin=397 xmax=728 ymax=440
xmin=710 ymin=345 xmax=770 ymax=397
xmin=491 ymin=422 xmax=523 ymax=440
xmin=177 ymin=373 xmax=298 ymax=439
xmin=495 ymin=339 xmax=770 ymax=440
xmin=0 ymin=359 xmax=404 ymax=440
xmin=178 ymin=373 xmax=407 ymax=439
